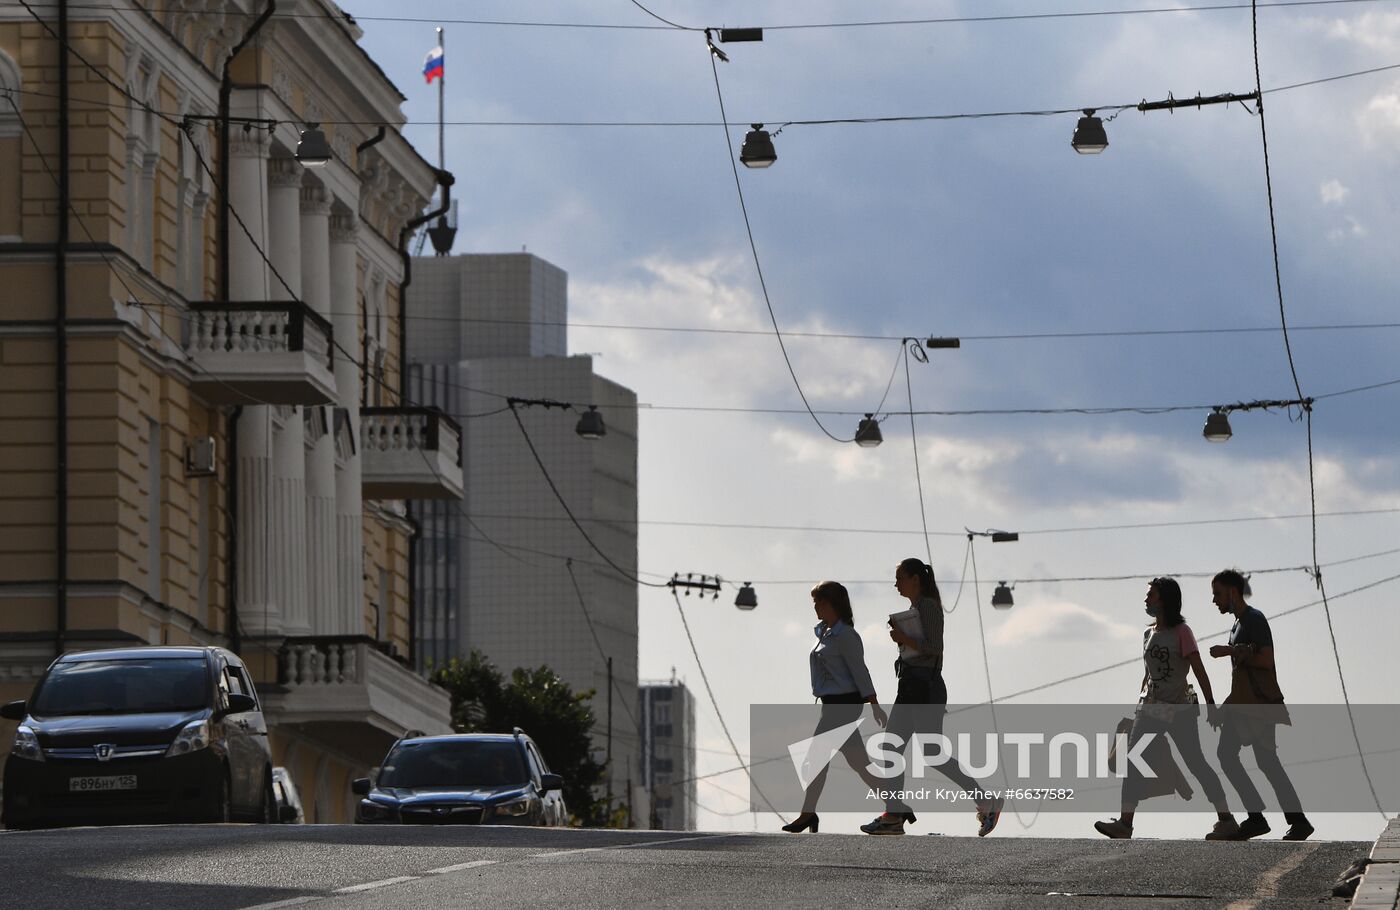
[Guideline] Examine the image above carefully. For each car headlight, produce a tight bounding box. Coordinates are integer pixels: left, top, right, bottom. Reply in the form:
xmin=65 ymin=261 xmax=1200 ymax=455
xmin=494 ymin=797 xmax=533 ymax=818
xmin=359 ymin=799 xmax=396 ymax=821
xmin=10 ymin=725 xmax=43 ymax=762
xmin=166 ymin=719 xmax=211 ymax=757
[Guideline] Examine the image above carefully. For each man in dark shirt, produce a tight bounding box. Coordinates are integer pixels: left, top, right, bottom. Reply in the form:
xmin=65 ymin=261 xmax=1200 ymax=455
xmin=1208 ymin=569 xmax=1313 ymax=841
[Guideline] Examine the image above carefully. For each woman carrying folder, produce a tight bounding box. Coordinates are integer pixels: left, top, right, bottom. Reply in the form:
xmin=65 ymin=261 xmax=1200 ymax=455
xmin=861 ymin=557 xmax=1004 ymax=836
xmin=782 ymin=581 xmax=888 ymax=833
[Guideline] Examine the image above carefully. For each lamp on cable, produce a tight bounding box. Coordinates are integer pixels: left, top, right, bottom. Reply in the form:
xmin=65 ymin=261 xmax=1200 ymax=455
xmin=1071 ymin=110 xmax=1108 ymax=155
xmin=1203 ymin=408 xmax=1233 ymax=443
xmin=991 ymin=582 xmax=1015 ymax=609
xmin=734 ymin=583 xmax=758 ymax=611
xmin=575 ymin=405 xmax=606 ymax=440
xmin=855 ymin=413 xmax=883 ymax=447
xmin=740 ymin=124 xmax=777 ymax=168
xmin=295 ymin=123 xmax=332 ymax=168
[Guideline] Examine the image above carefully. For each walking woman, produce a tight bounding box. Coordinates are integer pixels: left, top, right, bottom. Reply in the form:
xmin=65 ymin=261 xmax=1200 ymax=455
xmin=783 ymin=580 xmax=889 ymax=833
xmin=861 ymin=558 xmax=1003 ymax=837
xmin=1094 ymin=576 xmax=1240 ymax=839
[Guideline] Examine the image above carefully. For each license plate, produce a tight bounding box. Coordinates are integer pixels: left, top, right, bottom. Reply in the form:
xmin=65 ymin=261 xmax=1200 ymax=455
xmin=69 ymin=775 xmax=137 ymax=792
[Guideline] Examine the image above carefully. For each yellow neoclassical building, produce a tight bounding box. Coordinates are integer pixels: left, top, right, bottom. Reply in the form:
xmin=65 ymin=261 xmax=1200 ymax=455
xmin=0 ymin=0 xmax=462 ymax=822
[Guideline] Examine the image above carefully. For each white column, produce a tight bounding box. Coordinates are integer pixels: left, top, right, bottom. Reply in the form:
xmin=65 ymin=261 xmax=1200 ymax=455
xmin=267 ymin=158 xmax=309 ymax=637
xmin=301 ymin=186 xmax=337 ymax=635
xmin=266 ymin=157 xmax=303 ymax=300
xmin=330 ymin=213 xmax=365 ymax=636
xmin=228 ymin=133 xmax=280 ymax=636
xmin=227 ymin=132 xmax=269 ymax=300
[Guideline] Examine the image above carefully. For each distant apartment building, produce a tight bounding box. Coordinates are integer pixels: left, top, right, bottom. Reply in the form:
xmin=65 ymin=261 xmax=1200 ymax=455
xmin=0 ymin=2 xmax=458 ymax=821
xmin=405 ymin=253 xmax=644 ymax=821
xmin=640 ymin=678 xmax=697 ymax=830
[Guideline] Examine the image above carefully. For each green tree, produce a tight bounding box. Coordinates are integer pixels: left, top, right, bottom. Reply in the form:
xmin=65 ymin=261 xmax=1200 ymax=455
xmin=429 ymin=650 xmax=609 ymax=823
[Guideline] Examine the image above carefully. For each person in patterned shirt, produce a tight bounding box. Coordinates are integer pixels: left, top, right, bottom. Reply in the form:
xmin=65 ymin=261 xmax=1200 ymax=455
xmin=1095 ymin=577 xmax=1239 ymax=840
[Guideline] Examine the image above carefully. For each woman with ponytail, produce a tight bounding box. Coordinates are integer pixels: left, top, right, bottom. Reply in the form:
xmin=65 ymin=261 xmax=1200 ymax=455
xmin=860 ymin=558 xmax=1004 ymax=837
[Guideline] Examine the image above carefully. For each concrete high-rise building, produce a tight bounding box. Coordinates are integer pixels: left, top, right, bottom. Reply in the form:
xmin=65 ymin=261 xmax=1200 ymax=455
xmin=406 ymin=253 xmax=644 ymax=822
xmin=640 ymin=678 xmax=697 ymax=831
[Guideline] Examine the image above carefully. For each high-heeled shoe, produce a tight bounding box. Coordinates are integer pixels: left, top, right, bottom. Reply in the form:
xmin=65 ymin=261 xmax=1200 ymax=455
xmin=781 ymin=813 xmax=819 ymax=833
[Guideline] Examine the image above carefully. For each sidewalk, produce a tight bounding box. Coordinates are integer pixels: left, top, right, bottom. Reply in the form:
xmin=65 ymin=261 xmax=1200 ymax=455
xmin=1351 ymin=817 xmax=1400 ymax=909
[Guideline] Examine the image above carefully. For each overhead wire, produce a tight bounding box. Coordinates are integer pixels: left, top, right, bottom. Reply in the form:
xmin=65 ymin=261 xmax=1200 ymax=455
xmin=18 ymin=0 xmax=1397 ymax=813
xmin=23 ymin=0 xmax=1400 ymax=31
xmin=452 ymin=505 xmax=1400 ymax=542
xmin=9 ymin=53 xmax=1400 ymax=129
xmin=705 ymin=37 xmax=853 ymax=444
xmin=901 ymin=339 xmax=937 ymax=574
xmin=669 ymin=585 xmax=786 ymax=823
xmin=1248 ymin=0 xmax=1383 ymax=816
xmin=625 ymin=0 xmax=698 ymax=30
xmin=506 ymin=404 xmax=668 ymax=588
xmin=672 ymin=568 xmax=1400 ymax=787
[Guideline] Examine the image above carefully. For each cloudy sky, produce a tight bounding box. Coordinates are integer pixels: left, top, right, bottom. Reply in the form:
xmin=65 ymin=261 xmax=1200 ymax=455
xmin=350 ymin=0 xmax=1400 ymax=839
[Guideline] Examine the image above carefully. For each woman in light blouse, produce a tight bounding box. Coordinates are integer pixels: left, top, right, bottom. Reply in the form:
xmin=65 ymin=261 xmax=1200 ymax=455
xmin=861 ymin=557 xmax=1002 ymax=837
xmin=782 ymin=580 xmax=888 ymax=833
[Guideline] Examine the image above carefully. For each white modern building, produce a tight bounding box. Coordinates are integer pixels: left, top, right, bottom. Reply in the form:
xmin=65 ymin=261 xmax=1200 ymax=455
xmin=406 ymin=253 xmax=644 ymax=822
xmin=640 ymin=677 xmax=697 ymax=830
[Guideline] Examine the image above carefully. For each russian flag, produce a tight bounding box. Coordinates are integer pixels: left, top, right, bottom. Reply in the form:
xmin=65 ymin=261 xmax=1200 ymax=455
xmin=423 ymin=46 xmax=444 ymax=84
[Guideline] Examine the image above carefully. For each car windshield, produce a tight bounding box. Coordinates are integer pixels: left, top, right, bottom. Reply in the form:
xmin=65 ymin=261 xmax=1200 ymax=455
xmin=377 ymin=740 xmax=529 ymax=789
xmin=30 ymin=658 xmax=209 ymax=716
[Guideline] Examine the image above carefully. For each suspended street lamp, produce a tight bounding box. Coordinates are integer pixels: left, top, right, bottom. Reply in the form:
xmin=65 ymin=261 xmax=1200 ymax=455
xmin=855 ymin=413 xmax=883 ymax=447
xmin=991 ymin=582 xmax=1015 ymax=609
xmin=1071 ymin=110 xmax=1108 ymax=155
xmin=734 ymin=583 xmax=758 ymax=611
xmin=1203 ymin=408 xmax=1233 ymax=443
xmin=575 ymin=405 xmax=606 ymax=440
xmin=740 ymin=124 xmax=777 ymax=168
xmin=295 ymin=123 xmax=332 ymax=167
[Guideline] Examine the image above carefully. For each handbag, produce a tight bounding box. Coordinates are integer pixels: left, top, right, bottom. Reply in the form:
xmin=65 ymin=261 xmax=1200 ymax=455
xmin=1107 ymin=715 xmax=1193 ymax=802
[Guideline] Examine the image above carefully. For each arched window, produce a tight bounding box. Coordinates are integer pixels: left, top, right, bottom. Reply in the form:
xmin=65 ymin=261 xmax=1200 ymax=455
xmin=174 ymin=98 xmax=210 ymax=299
xmin=123 ymin=52 xmax=160 ymax=269
xmin=0 ymin=48 xmax=23 ymax=242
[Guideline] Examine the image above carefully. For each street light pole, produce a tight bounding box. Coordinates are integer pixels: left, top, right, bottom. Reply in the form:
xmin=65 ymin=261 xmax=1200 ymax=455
xmin=606 ymin=656 xmax=614 ymax=817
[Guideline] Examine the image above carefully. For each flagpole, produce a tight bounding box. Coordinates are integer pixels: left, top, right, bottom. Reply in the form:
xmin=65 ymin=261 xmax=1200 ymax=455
xmin=436 ymin=26 xmax=444 ymax=177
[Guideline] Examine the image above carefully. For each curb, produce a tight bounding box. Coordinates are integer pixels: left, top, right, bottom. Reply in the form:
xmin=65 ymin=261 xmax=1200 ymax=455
xmin=1351 ymin=817 xmax=1400 ymax=909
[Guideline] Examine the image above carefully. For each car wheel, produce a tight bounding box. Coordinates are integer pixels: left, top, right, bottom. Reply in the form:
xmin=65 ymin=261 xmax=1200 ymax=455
xmin=208 ymin=772 xmax=232 ymax=824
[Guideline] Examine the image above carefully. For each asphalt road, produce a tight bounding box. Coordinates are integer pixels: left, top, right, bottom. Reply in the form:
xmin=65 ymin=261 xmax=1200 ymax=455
xmin=0 ymin=823 xmax=1368 ymax=909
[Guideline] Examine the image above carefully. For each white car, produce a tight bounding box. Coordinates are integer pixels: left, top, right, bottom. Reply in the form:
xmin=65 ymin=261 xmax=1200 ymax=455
xmin=272 ymin=766 xmax=304 ymax=823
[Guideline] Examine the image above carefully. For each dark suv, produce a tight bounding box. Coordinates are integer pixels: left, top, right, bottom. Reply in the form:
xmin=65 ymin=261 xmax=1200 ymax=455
xmin=1 ymin=646 xmax=275 ymax=829
xmin=353 ymin=731 xmax=567 ymax=826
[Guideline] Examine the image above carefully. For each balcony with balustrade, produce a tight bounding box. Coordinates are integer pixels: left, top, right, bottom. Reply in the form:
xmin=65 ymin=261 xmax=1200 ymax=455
xmin=259 ymin=636 xmax=452 ymax=766
xmin=184 ymin=302 xmax=337 ymax=405
xmin=360 ymin=407 xmax=464 ymax=500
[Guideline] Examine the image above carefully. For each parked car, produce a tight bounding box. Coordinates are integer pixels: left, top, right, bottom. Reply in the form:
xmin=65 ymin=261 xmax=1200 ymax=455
xmin=353 ymin=730 xmax=567 ymax=826
xmin=1 ymin=646 xmax=275 ymax=829
xmin=272 ymin=766 xmax=304 ymax=824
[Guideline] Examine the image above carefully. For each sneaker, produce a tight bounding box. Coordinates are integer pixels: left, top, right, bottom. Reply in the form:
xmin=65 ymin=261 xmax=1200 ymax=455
xmin=1094 ymin=817 xmax=1133 ymax=839
xmin=860 ymin=813 xmax=905 ymax=836
xmin=1205 ymin=817 xmax=1241 ymax=841
xmin=977 ymin=797 xmax=1004 ymax=837
xmin=1235 ymin=815 xmax=1271 ymax=840
xmin=1282 ymin=819 xmax=1314 ymax=841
